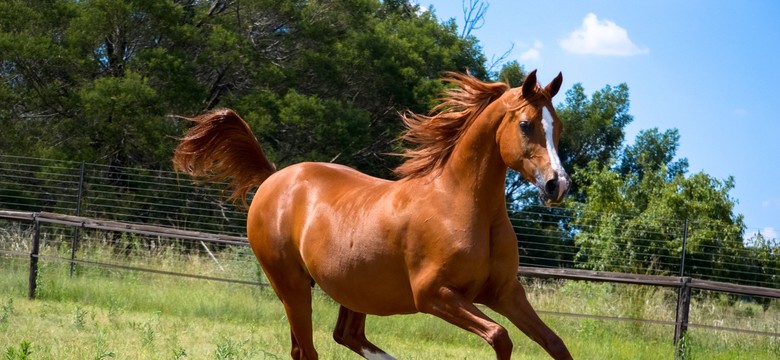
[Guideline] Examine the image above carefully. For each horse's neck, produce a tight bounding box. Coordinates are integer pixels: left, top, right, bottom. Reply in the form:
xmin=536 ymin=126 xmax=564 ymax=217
xmin=437 ymin=107 xmax=508 ymax=211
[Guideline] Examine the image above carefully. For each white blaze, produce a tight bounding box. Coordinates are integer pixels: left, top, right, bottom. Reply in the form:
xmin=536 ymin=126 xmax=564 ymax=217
xmin=541 ymin=106 xmax=566 ymax=176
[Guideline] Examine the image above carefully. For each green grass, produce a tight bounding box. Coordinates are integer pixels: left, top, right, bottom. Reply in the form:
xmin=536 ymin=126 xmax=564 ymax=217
xmin=1 ymin=231 xmax=779 ymax=359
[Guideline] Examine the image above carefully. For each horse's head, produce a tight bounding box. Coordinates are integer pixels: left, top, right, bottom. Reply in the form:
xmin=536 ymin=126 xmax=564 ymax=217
xmin=496 ymin=70 xmax=569 ymax=206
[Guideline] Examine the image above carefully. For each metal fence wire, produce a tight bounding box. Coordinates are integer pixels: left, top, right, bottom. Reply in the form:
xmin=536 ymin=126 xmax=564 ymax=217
xmin=0 ymin=154 xmax=778 ymax=290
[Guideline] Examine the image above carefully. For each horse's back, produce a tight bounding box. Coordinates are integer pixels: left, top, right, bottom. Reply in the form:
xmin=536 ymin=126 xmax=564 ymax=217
xmin=250 ymin=161 xmax=391 ymax=214
xmin=246 ymin=161 xmax=388 ymax=242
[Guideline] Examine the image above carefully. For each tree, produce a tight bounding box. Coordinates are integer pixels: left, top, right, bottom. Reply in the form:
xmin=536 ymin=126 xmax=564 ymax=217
xmin=616 ymin=128 xmax=688 ymax=182
xmin=496 ymin=60 xmax=525 ymax=88
xmin=741 ymin=232 xmax=779 ymax=293
xmin=571 ymin=129 xmax=747 ymax=280
xmin=0 ymin=0 xmax=487 ymax=177
xmin=557 ymin=83 xmax=633 ymax=194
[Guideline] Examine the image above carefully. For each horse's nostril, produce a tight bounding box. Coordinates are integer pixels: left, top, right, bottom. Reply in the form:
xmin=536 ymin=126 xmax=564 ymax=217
xmin=545 ymin=178 xmax=558 ymax=195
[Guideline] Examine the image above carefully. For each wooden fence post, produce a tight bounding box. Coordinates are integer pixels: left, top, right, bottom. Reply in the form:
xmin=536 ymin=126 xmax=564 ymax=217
xmin=28 ymin=214 xmax=41 ymax=300
xmin=674 ymin=277 xmax=692 ymax=350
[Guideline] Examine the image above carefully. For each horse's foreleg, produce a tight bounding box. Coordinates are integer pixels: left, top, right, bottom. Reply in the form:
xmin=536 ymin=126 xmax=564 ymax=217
xmin=417 ymin=286 xmax=514 ymax=360
xmin=486 ymin=282 xmax=572 ymax=360
xmin=333 ymin=306 xmax=396 ymax=359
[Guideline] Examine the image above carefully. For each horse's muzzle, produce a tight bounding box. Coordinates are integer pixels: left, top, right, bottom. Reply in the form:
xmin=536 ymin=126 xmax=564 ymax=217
xmin=538 ymin=173 xmax=570 ymax=206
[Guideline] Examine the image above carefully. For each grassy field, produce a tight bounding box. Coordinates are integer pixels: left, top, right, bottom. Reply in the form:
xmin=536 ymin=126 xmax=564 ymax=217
xmin=1 ymin=230 xmax=779 ymax=359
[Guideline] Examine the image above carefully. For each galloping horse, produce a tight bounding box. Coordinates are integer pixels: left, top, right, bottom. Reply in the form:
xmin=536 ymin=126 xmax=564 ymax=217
xmin=173 ymin=70 xmax=572 ymax=359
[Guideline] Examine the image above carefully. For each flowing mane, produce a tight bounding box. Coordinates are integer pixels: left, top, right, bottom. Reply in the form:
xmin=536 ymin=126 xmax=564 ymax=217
xmin=394 ymin=73 xmax=510 ymax=179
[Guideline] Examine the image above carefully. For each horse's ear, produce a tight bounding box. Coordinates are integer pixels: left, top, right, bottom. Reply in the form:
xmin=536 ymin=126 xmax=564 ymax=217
xmin=522 ymin=69 xmax=538 ymax=96
xmin=545 ymin=72 xmax=563 ymax=98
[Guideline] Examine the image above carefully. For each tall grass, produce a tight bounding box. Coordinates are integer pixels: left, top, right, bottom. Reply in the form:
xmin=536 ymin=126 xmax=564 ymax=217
xmin=1 ymin=224 xmax=778 ymax=359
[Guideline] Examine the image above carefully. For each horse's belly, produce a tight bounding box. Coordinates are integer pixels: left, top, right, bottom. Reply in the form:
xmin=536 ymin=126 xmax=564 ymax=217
xmin=303 ymin=242 xmax=417 ymax=315
xmin=322 ymin=278 xmax=417 ymax=316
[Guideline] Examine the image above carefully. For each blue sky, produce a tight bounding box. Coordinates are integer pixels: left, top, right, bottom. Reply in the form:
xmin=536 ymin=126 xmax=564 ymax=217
xmin=422 ymin=0 xmax=780 ymax=240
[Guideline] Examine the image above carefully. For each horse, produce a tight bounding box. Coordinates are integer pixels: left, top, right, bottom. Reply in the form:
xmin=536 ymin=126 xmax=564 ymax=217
xmin=173 ymin=70 xmax=573 ymax=360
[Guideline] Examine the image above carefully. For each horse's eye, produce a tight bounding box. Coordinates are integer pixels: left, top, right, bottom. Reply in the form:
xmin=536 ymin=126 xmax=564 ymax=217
xmin=520 ymin=121 xmax=531 ymax=132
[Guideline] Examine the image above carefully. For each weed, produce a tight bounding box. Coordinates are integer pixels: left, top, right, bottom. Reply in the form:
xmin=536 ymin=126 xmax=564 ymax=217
xmin=0 ymin=298 xmax=13 ymax=328
xmin=675 ymin=333 xmax=691 ymax=360
xmin=93 ymin=331 xmax=116 ymax=360
xmin=107 ymin=297 xmax=124 ymax=325
xmin=214 ymin=337 xmax=249 ymax=360
xmin=172 ymin=347 xmax=187 ymax=360
xmin=37 ymin=302 xmax=49 ymax=318
xmin=141 ymin=321 xmax=155 ymax=347
xmin=4 ymin=341 xmax=32 ymax=360
xmin=34 ymin=262 xmax=44 ymax=296
xmin=73 ymin=304 xmax=88 ymax=329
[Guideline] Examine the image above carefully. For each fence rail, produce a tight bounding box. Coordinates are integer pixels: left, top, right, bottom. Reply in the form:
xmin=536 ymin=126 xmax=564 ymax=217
xmin=517 ymin=267 xmax=780 ymax=299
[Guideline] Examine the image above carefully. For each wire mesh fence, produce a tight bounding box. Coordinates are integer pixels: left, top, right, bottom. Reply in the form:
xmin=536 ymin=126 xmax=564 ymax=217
xmin=1 ymin=154 xmax=778 ymax=290
xmin=0 ymin=155 xmax=247 ymax=236
xmin=1 ymin=152 xmax=779 ymax=349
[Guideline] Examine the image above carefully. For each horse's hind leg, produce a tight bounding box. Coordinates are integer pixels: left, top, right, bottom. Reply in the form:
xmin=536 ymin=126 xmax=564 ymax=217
xmin=333 ymin=306 xmax=395 ymax=359
xmin=282 ymin=294 xmax=316 ymax=360
xmin=263 ymin=262 xmax=319 ymax=360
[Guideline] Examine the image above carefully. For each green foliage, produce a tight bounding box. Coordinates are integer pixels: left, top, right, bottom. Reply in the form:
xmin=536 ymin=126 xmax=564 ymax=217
xmin=73 ymin=304 xmax=88 ymax=329
xmin=569 ymin=128 xmax=752 ymax=280
xmin=0 ymin=298 xmax=13 ymax=329
xmin=557 ymin=83 xmax=634 ymax=194
xmin=4 ymin=341 xmax=32 ymax=360
xmin=496 ymin=60 xmax=526 ymax=87
xmin=171 ymin=347 xmax=187 ymax=360
xmin=0 ymin=0 xmax=485 ymax=177
xmin=617 ymin=128 xmax=689 ymax=182
xmin=241 ymin=89 xmax=373 ymax=165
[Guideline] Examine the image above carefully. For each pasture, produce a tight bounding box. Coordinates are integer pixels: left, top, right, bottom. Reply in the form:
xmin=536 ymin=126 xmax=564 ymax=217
xmin=1 ymin=237 xmax=778 ymax=360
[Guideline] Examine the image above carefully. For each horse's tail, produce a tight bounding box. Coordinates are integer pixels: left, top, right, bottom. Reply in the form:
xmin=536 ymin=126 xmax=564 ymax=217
xmin=173 ymin=109 xmax=276 ymax=209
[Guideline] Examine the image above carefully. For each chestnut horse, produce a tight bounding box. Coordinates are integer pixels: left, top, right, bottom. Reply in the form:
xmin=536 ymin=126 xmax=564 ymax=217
xmin=173 ymin=71 xmax=572 ymax=359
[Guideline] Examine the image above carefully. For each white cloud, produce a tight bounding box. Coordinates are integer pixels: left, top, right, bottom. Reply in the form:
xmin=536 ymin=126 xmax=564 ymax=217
xmin=519 ymin=40 xmax=543 ymax=61
xmin=560 ymin=13 xmax=649 ymax=56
